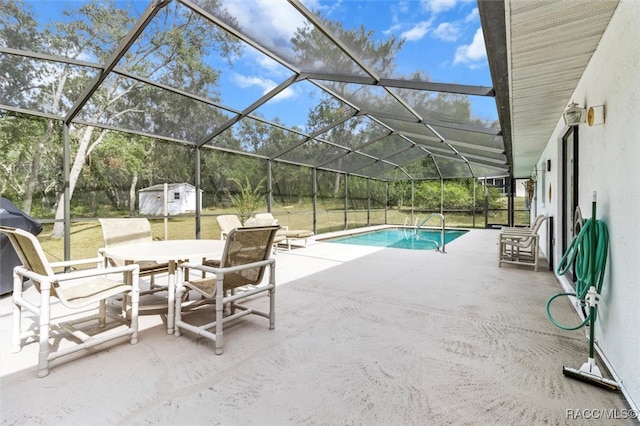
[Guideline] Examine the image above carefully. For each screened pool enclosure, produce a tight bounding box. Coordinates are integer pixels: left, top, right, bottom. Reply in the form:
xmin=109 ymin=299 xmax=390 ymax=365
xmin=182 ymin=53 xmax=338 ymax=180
xmin=1 ymin=0 xmax=515 ymax=254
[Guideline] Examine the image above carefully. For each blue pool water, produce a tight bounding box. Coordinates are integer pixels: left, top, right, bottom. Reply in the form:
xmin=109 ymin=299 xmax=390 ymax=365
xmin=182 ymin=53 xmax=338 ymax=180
xmin=323 ymin=228 xmax=468 ymax=250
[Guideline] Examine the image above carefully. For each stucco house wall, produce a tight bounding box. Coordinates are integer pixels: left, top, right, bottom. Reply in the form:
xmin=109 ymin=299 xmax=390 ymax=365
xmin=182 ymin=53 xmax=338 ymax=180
xmin=535 ymin=0 xmax=639 ymax=409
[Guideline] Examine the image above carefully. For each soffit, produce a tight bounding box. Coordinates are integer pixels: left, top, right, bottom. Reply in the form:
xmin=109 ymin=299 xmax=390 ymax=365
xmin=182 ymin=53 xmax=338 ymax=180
xmin=507 ymin=0 xmax=619 ymax=177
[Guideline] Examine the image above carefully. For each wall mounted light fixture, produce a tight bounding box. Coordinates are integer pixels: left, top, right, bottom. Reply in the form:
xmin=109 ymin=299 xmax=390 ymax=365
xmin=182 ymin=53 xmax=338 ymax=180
xmin=587 ymin=105 xmax=605 ymax=126
xmin=563 ymin=102 xmax=587 ymax=126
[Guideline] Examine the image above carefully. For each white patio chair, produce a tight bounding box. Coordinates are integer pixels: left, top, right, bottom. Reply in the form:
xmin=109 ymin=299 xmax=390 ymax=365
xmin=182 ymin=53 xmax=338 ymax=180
xmin=174 ymin=225 xmax=279 ymax=354
xmin=253 ymin=212 xmax=313 ymax=250
xmin=99 ymin=218 xmax=170 ymax=288
xmin=216 ymin=214 xmax=243 ymax=240
xmin=498 ymin=215 xmax=548 ymax=271
xmin=0 ymin=225 xmax=140 ymax=378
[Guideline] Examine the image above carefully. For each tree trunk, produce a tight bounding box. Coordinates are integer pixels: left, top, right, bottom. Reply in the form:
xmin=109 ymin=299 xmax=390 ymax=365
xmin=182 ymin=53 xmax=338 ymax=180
xmin=129 ymin=173 xmax=138 ymax=216
xmin=51 ymin=126 xmax=97 ymax=238
xmin=23 ymin=119 xmax=56 ymax=215
xmin=333 ymin=172 xmax=341 ymax=200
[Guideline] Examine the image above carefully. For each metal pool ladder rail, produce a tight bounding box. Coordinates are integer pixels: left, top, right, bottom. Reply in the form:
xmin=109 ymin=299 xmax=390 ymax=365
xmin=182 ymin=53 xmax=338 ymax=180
xmin=415 ymin=213 xmax=446 ymax=253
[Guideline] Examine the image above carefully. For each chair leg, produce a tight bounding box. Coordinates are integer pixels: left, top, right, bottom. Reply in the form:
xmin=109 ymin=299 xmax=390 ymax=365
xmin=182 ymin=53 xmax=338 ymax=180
xmin=37 ymin=286 xmax=52 ymax=378
xmin=215 ymin=276 xmax=224 ymax=355
xmin=269 ymin=263 xmax=276 ymax=330
xmin=12 ymin=273 xmax=23 ymax=354
xmin=129 ymin=272 xmax=139 ymax=345
xmin=98 ymin=300 xmax=106 ymax=328
xmin=533 ymin=235 xmax=539 ymax=272
xmin=174 ymin=280 xmax=184 ymax=337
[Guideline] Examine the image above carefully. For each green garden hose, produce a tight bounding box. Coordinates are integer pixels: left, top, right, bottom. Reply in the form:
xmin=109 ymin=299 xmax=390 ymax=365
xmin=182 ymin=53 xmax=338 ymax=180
xmin=546 ymin=217 xmax=609 ymax=330
xmin=546 ymin=195 xmax=618 ymax=391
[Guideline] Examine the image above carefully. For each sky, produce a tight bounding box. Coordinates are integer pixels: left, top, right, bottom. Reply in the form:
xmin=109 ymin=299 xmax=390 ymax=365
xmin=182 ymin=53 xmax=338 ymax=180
xmin=315 ymin=0 xmax=489 ymax=84
xmin=25 ymin=0 xmax=497 ymax=130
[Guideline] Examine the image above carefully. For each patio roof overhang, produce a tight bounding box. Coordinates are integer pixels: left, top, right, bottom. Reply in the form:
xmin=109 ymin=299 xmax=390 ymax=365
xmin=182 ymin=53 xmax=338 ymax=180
xmin=479 ymin=0 xmax=620 ymax=178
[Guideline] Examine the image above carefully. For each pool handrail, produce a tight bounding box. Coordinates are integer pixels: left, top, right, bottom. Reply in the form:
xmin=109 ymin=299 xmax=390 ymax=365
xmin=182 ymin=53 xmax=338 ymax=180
xmin=415 ymin=213 xmax=446 ymax=253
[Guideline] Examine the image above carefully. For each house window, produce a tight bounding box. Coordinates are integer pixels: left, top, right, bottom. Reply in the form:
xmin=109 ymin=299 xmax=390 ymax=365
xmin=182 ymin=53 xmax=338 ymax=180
xmin=174 ymin=192 xmax=180 ymax=200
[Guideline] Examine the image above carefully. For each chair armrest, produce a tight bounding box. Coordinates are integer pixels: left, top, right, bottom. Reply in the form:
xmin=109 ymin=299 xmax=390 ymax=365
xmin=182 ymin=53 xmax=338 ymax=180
xmin=55 ymin=264 xmax=140 ymax=282
xmin=50 ymin=256 xmax=104 ymax=269
xmin=14 ymin=264 xmax=140 ymax=290
xmin=181 ymin=258 xmax=274 ymax=276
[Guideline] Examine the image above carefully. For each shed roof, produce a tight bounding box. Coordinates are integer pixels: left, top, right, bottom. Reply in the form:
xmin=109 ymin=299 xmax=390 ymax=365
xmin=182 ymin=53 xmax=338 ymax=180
xmin=139 ymin=183 xmax=197 ymax=192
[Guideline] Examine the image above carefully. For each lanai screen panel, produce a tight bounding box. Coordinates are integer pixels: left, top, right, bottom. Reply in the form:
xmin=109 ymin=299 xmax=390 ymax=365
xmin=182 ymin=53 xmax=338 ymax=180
xmin=112 ymin=1 xmax=238 ymax=106
xmin=316 ymin=81 xmax=419 ymax=122
xmin=356 ymin=160 xmax=402 ymax=180
xmin=314 ymin=115 xmax=391 ymax=151
xmin=0 ymin=56 xmax=99 ymax=117
xmin=278 ymin=139 xmax=350 ymax=168
xmin=252 ymin=80 xmax=358 ymax=135
xmin=208 ymin=116 xmax=308 ymax=157
xmin=387 ymin=87 xmax=497 ymax=127
xmin=435 ymin=157 xmax=474 ymax=178
xmin=192 ymin=0 xmax=370 ymax=78
xmin=76 ymin=73 xmax=233 ymax=142
xmin=1 ymin=0 xmax=507 ymax=181
xmin=470 ymin=163 xmax=508 ymax=178
xmin=3 ymin=0 xmax=138 ymax=61
xmin=358 ymin=134 xmax=412 ymax=159
xmin=322 ymin=152 xmax=378 ymax=174
xmin=392 ymin=155 xmax=440 ymax=180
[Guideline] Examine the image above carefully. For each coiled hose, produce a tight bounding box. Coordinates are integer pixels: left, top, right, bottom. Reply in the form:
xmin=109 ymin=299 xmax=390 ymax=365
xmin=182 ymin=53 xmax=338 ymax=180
xmin=546 ymin=218 xmax=609 ymax=330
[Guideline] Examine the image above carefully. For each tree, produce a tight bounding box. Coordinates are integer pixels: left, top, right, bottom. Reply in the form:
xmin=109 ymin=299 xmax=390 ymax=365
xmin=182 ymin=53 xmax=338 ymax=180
xmin=291 ymin=18 xmax=405 ymax=198
xmin=226 ymin=176 xmax=266 ymax=223
xmin=0 ymin=0 xmax=242 ymax=236
xmin=0 ymin=1 xmax=69 ymax=213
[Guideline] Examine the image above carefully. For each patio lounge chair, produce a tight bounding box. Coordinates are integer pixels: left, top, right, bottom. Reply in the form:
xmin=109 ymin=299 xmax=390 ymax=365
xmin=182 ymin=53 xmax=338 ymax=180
xmin=218 ymin=214 xmax=285 ymax=253
xmin=0 ymin=226 xmax=140 ymax=377
xmin=498 ymin=215 xmax=548 ymax=271
xmin=99 ymin=218 xmax=170 ymax=288
xmin=253 ymin=213 xmax=314 ymax=250
xmin=174 ymin=225 xmax=279 ymax=354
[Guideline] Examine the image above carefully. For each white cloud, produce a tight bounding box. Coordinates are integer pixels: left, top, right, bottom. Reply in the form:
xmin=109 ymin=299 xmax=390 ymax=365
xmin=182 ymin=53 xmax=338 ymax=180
xmin=421 ymin=0 xmax=458 ymax=14
xmin=257 ymin=55 xmax=284 ymax=75
xmin=231 ymin=74 xmax=296 ymax=101
xmin=465 ymin=7 xmax=479 ymax=23
xmin=383 ymin=23 xmax=404 ymax=36
xmin=453 ymin=27 xmax=486 ymax=67
xmin=401 ymin=21 xmax=432 ymax=42
xmin=433 ymin=22 xmax=460 ymax=42
xmin=308 ymin=0 xmax=341 ymax=16
xmin=224 ymin=0 xmax=306 ymax=54
xmin=397 ymin=0 xmax=411 ymax=14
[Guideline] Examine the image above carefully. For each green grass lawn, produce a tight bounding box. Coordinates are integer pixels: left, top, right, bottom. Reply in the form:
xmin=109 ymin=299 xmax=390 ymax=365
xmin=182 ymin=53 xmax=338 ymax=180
xmin=35 ymin=201 xmax=530 ymax=262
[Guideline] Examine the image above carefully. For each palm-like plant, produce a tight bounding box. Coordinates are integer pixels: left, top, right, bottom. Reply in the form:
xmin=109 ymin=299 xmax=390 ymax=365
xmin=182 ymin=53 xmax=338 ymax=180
xmin=226 ymin=177 xmax=266 ymax=222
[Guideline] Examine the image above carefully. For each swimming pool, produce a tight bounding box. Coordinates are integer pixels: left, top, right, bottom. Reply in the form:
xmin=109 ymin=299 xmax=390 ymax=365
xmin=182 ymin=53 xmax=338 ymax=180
xmin=322 ymin=228 xmax=468 ymax=251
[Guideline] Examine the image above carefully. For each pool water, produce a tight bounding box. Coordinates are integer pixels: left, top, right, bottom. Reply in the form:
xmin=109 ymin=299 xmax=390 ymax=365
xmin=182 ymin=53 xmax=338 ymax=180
xmin=323 ymin=228 xmax=468 ymax=250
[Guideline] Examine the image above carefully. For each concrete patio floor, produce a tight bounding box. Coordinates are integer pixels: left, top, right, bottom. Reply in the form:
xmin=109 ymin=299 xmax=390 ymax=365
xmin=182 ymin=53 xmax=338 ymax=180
xmin=0 ymin=228 xmax=635 ymax=425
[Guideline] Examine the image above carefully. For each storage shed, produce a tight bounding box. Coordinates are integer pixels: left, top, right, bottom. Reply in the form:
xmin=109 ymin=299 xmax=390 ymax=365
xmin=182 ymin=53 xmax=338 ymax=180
xmin=138 ymin=183 xmax=201 ymax=216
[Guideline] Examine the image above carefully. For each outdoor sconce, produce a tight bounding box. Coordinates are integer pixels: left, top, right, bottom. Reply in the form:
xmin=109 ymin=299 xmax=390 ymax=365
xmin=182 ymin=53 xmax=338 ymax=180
xmin=587 ymin=105 xmax=605 ymax=126
xmin=563 ymin=102 xmax=587 ymax=126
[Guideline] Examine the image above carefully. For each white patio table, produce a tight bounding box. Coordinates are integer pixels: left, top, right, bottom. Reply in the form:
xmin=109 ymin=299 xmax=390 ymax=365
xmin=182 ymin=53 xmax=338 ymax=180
xmin=103 ymin=239 xmax=225 ymax=334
